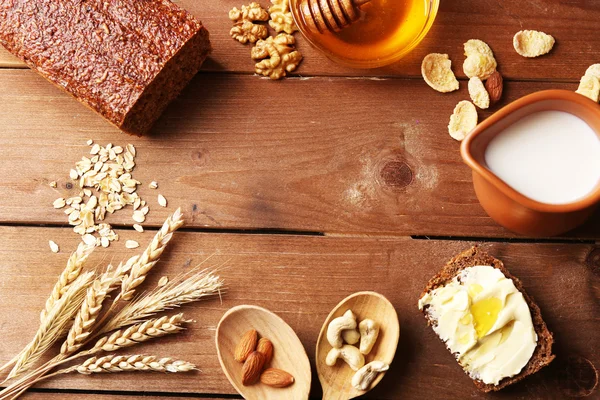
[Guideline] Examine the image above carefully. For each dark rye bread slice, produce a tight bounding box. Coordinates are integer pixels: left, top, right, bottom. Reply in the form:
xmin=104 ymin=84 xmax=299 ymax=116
xmin=0 ymin=0 xmax=211 ymax=135
xmin=419 ymin=246 xmax=555 ymax=392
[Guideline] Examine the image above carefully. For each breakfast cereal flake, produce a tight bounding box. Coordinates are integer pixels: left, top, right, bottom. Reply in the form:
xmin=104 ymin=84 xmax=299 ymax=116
xmin=513 ymin=30 xmax=555 ymax=58
xmin=448 ymin=100 xmax=478 ymax=141
xmin=421 ymin=53 xmax=460 ymax=93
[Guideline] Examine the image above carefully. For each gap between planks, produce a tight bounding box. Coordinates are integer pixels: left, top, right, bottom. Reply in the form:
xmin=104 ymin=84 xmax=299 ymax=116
xmin=0 ymin=222 xmax=594 ymax=245
xmin=12 ymin=389 xmax=242 ymax=399
xmin=0 ymin=65 xmax=587 ymax=85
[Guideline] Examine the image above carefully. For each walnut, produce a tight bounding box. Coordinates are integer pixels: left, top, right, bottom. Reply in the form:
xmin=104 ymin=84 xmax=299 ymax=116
xmin=231 ymin=21 xmax=268 ymax=44
xmin=251 ymin=34 xmax=303 ymax=80
xmin=229 ymin=2 xmax=269 ymax=22
xmin=268 ymin=0 xmax=298 ymax=34
xmin=229 ymin=3 xmax=269 ymax=44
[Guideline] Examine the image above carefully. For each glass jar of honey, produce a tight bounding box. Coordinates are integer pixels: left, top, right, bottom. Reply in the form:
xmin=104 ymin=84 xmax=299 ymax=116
xmin=290 ymin=0 xmax=439 ymax=68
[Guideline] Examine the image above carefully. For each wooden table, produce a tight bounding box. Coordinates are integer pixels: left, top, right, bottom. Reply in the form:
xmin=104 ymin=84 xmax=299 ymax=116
xmin=0 ymin=0 xmax=598 ymax=399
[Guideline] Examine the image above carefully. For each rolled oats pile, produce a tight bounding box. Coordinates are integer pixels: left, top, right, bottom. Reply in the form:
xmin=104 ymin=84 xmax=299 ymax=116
xmin=50 ymin=141 xmax=165 ymax=250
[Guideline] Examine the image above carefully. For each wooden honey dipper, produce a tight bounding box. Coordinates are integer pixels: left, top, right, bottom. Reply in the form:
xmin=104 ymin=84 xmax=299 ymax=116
xmin=299 ymin=0 xmax=371 ymax=34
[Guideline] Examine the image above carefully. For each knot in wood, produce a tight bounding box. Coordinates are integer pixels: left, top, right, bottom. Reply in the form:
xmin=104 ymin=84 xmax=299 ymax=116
xmin=379 ymin=160 xmax=412 ymax=189
xmin=191 ymin=149 xmax=208 ymax=166
xmin=557 ymin=355 xmax=598 ymax=397
xmin=585 ymin=247 xmax=600 ymax=276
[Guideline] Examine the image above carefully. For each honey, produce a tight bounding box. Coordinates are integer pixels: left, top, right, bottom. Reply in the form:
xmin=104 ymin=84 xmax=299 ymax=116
xmin=291 ymin=0 xmax=439 ymax=68
xmin=470 ymin=297 xmax=502 ymax=338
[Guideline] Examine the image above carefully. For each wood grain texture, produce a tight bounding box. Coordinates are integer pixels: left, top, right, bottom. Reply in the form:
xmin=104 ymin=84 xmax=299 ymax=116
xmin=0 ymin=226 xmax=597 ymax=399
xmin=0 ymin=69 xmax=598 ymax=238
xmin=1 ymin=0 xmax=599 ymax=81
xmin=21 ymin=394 xmax=235 ymax=400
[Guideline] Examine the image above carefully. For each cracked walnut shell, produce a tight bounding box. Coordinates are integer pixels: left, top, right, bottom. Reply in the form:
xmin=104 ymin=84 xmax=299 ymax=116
xmin=251 ymin=34 xmax=303 ymax=80
xmin=269 ymin=0 xmax=298 ymax=34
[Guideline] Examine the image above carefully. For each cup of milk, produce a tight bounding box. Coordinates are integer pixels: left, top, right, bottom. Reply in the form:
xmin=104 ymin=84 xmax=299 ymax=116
xmin=461 ymin=90 xmax=600 ymax=236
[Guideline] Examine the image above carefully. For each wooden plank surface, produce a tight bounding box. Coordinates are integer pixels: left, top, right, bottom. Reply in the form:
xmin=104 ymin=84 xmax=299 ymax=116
xmin=0 ymin=227 xmax=597 ymax=399
xmin=22 ymin=393 xmax=235 ymax=400
xmin=2 ymin=0 xmax=599 ymax=81
xmin=0 ymin=69 xmax=598 ymax=238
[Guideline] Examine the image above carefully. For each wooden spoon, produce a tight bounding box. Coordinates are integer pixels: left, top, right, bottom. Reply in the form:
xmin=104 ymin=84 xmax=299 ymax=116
xmin=215 ymin=305 xmax=311 ymax=400
xmin=316 ymin=292 xmax=400 ymax=399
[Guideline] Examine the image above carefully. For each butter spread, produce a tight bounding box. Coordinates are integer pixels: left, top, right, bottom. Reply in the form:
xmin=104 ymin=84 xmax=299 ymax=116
xmin=418 ymin=265 xmax=537 ymax=385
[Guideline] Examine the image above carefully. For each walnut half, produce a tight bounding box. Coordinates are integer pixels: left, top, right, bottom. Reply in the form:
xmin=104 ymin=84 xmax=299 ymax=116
xmin=251 ymin=34 xmax=303 ymax=80
xmin=229 ymin=2 xmax=270 ymax=44
xmin=268 ymin=0 xmax=298 ymax=34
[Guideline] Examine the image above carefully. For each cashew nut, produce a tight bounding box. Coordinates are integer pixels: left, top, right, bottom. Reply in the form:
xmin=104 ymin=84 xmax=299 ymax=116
xmin=341 ymin=328 xmax=360 ymax=345
xmin=351 ymin=361 xmax=389 ymax=391
xmin=325 ymin=345 xmax=365 ymax=371
xmin=327 ymin=310 xmax=357 ymax=348
xmin=359 ymin=319 xmax=380 ymax=355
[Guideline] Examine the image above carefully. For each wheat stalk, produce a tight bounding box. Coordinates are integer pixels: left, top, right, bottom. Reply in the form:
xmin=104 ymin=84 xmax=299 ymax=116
xmin=102 ymin=268 xmax=223 ymax=334
xmin=119 ymin=208 xmax=183 ymax=301
xmin=59 ymin=354 xmax=197 ymax=374
xmin=6 ymin=272 xmax=94 ymax=380
xmin=0 ymin=244 xmax=95 ymax=376
xmin=6 ymin=354 xmax=196 ymax=398
xmin=60 ymin=264 xmax=125 ymax=356
xmin=41 ymin=242 xmax=95 ymax=322
xmin=89 ymin=313 xmax=190 ymax=354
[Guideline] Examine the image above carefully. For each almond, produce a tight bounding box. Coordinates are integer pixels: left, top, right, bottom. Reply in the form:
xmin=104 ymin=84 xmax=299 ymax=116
xmin=260 ymin=368 xmax=295 ymax=388
xmin=242 ymin=351 xmax=266 ymax=385
xmin=256 ymin=338 xmax=274 ymax=365
xmin=485 ymin=71 xmax=503 ymax=105
xmin=234 ymin=329 xmax=258 ymax=363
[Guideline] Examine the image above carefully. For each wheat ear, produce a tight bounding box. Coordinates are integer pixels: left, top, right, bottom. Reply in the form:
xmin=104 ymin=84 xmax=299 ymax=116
xmin=102 ymin=268 xmax=223 ymax=334
xmin=0 ymin=314 xmax=191 ymax=399
xmin=60 ymin=264 xmax=125 ymax=356
xmin=119 ymin=208 xmax=183 ymax=301
xmin=89 ymin=313 xmax=190 ymax=354
xmin=6 ymin=272 xmax=94 ymax=380
xmin=0 ymin=244 xmax=95 ymax=375
xmin=41 ymin=242 xmax=95 ymax=322
xmin=58 ymin=355 xmax=196 ymax=375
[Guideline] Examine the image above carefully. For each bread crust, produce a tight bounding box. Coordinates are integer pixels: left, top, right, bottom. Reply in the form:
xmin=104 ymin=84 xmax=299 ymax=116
xmin=419 ymin=246 xmax=555 ymax=392
xmin=0 ymin=0 xmax=211 ymax=135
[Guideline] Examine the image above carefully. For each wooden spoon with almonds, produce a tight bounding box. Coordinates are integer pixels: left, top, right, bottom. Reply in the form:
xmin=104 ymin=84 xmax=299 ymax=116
xmin=316 ymin=291 xmax=400 ymax=399
xmin=216 ymin=305 xmax=311 ymax=400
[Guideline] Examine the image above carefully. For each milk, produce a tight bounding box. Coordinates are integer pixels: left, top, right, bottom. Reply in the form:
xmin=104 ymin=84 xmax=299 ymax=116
xmin=484 ymin=110 xmax=600 ymax=205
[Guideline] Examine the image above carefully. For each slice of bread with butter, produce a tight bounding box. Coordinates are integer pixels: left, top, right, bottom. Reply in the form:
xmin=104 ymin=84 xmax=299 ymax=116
xmin=418 ymin=246 xmax=555 ymax=392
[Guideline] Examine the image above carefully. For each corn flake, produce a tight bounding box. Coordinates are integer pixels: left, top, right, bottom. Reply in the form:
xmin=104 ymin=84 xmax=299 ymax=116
xmin=464 ymin=39 xmax=494 ymax=58
xmin=513 ymin=30 xmax=555 ymax=58
xmin=575 ymin=75 xmax=600 ymax=102
xmin=585 ymin=64 xmax=600 ymax=80
xmin=421 ymin=53 xmax=459 ymax=93
xmin=468 ymin=77 xmax=490 ymax=109
xmin=448 ymin=101 xmax=478 ymax=141
xmin=463 ymin=53 xmax=497 ymax=80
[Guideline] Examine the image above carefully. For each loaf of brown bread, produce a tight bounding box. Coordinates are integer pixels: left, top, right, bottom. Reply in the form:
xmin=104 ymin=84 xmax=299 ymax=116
xmin=419 ymin=246 xmax=555 ymax=392
xmin=0 ymin=0 xmax=211 ymax=135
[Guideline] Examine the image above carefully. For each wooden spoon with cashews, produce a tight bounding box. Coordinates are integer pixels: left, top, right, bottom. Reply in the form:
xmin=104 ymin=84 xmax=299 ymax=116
xmin=316 ymin=292 xmax=400 ymax=399
xmin=215 ymin=305 xmax=311 ymax=400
